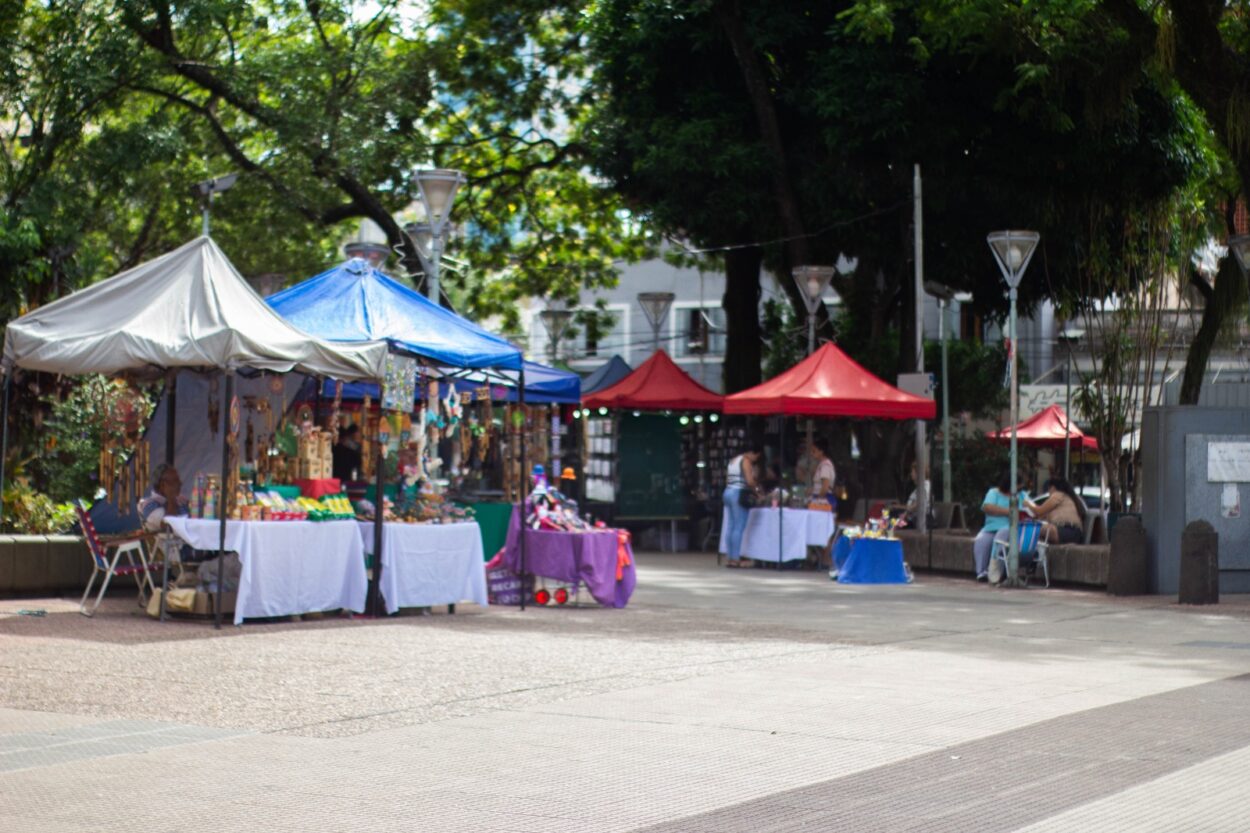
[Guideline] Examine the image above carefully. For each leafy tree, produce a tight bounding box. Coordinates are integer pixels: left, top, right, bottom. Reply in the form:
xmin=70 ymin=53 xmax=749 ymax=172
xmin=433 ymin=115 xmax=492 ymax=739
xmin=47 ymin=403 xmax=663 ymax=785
xmin=116 ymin=0 xmax=646 ymax=322
xmin=588 ymin=0 xmax=1205 ymax=395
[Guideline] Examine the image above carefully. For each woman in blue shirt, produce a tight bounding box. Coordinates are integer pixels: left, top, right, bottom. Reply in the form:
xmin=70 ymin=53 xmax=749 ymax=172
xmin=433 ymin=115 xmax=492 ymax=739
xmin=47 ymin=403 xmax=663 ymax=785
xmin=973 ymin=471 xmax=1029 ymax=581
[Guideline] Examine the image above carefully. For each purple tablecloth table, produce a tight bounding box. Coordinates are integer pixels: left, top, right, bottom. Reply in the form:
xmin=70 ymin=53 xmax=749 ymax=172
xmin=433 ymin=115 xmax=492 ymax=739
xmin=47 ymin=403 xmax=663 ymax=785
xmin=502 ymin=508 xmax=636 ymax=608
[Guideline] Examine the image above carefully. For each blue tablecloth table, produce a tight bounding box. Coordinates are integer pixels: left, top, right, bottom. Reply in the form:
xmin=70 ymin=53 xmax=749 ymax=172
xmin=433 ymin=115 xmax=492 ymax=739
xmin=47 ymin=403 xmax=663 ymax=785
xmin=834 ymin=536 xmax=909 ymax=584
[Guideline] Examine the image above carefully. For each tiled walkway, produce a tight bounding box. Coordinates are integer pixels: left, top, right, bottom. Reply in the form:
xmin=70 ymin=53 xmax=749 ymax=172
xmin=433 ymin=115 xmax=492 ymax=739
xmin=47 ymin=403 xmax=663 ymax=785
xmin=3 ymin=555 xmax=1250 ymax=831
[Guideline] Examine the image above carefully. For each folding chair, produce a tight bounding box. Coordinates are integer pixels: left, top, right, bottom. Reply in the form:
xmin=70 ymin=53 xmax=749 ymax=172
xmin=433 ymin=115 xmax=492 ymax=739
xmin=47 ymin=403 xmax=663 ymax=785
xmin=76 ymin=501 xmax=158 ymax=616
xmin=990 ymin=520 xmax=1049 ymax=588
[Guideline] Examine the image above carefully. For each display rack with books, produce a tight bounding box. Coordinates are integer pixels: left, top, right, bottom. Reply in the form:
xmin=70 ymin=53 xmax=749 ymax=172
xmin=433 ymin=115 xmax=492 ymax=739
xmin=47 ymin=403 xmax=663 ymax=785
xmin=584 ymin=416 xmax=616 ymax=502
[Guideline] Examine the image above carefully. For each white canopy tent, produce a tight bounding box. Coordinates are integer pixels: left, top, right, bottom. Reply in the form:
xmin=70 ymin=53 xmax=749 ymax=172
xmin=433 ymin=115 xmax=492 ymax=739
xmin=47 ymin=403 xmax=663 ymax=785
xmin=0 ymin=236 xmax=389 ymax=625
xmin=2 ymin=236 xmax=388 ymax=379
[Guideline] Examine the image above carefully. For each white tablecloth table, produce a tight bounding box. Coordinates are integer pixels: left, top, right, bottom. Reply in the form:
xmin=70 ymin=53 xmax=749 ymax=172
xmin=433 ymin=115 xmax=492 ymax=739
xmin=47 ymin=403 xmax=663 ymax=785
xmin=164 ymin=518 xmax=367 ymax=625
xmin=719 ymin=507 xmax=836 ymax=562
xmin=359 ymin=521 xmax=488 ymax=614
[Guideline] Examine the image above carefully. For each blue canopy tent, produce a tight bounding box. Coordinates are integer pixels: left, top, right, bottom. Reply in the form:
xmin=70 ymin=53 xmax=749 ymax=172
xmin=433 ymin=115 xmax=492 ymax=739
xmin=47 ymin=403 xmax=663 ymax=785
xmin=582 ymin=355 xmax=632 ymax=395
xmin=267 ymin=258 xmax=540 ymax=609
xmin=267 ymin=259 xmax=523 ymax=370
xmin=319 ymin=359 xmax=579 ymax=405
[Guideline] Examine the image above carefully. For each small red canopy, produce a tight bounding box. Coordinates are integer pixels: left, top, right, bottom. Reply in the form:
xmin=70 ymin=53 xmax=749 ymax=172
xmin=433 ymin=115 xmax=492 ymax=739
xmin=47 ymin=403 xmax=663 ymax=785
xmin=582 ymin=349 xmax=724 ymax=411
xmin=724 ymin=342 xmax=937 ymax=419
xmin=988 ymin=404 xmax=1098 ymax=451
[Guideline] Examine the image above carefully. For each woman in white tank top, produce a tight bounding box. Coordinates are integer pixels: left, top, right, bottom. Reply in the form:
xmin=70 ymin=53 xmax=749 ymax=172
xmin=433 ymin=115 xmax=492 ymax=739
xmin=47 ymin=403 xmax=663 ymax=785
xmin=722 ymin=446 xmax=763 ymax=567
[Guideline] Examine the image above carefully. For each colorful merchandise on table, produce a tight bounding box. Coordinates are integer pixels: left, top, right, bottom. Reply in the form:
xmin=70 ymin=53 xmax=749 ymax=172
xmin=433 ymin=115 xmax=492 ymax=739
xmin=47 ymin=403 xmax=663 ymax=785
xmin=186 ymin=478 xmax=354 ymax=521
xmin=841 ymin=510 xmax=903 ymax=541
xmin=354 ymin=493 xmax=476 ymax=525
xmin=524 ymin=464 xmax=598 ymax=532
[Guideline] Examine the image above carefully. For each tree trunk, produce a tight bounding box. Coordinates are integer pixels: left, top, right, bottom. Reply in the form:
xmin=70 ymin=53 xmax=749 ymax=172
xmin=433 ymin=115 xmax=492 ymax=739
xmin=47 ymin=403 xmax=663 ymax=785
xmin=714 ymin=0 xmax=811 ymax=276
xmin=722 ymin=246 xmax=763 ymax=393
xmin=1180 ymin=221 xmax=1247 ymax=404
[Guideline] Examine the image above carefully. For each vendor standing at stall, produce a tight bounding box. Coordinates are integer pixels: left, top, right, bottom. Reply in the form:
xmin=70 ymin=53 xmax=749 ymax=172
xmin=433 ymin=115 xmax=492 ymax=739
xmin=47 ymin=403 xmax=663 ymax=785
xmin=808 ymin=439 xmax=836 ymax=511
xmin=332 ymin=424 xmax=363 ymax=482
xmin=722 ymin=445 xmax=763 ymax=568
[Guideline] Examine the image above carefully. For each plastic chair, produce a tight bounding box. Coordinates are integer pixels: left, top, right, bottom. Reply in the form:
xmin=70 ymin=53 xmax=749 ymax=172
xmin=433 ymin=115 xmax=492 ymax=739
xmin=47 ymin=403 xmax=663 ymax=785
xmin=76 ymin=501 xmax=158 ymax=616
xmin=990 ymin=520 xmax=1049 ymax=588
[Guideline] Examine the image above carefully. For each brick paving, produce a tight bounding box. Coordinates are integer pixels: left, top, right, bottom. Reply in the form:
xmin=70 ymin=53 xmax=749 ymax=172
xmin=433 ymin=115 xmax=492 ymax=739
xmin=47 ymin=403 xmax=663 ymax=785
xmin=2 ymin=554 xmax=1250 ymax=830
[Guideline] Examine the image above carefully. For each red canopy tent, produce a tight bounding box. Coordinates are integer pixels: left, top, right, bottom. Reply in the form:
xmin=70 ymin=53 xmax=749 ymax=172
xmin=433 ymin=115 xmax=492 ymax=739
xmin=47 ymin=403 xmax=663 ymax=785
xmin=583 ymin=349 xmax=724 ymax=411
xmin=724 ymin=342 xmax=936 ymax=418
xmin=987 ymin=404 xmax=1098 ymax=451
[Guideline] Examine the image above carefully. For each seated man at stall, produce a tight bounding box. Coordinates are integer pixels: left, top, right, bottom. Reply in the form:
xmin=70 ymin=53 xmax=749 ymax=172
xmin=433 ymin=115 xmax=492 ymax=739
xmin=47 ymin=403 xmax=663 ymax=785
xmin=139 ymin=464 xmax=241 ymax=591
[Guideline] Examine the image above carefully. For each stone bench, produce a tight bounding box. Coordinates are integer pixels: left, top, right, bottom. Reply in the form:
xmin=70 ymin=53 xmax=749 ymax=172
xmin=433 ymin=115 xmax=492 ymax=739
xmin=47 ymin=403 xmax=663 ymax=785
xmin=895 ymin=530 xmax=1110 ymax=587
xmin=0 ymin=535 xmax=93 ymax=596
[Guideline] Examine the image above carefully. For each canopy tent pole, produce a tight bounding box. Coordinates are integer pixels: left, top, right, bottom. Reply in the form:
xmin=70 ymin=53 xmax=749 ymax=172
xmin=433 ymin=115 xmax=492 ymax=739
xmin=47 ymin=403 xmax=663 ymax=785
xmin=370 ymin=382 xmax=386 ymax=617
xmin=166 ymin=371 xmax=177 ymax=464
xmin=775 ymin=415 xmax=785 ymax=570
xmin=160 ymin=370 xmax=177 ymax=623
xmin=0 ymin=373 xmax=9 ymax=528
xmin=215 ymin=369 xmax=234 ymax=630
xmin=519 ymin=364 xmax=528 ymax=611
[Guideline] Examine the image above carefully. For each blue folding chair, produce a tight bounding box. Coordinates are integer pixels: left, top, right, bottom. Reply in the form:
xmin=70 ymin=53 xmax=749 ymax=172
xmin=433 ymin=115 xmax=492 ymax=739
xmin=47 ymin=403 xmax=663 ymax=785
xmin=990 ymin=520 xmax=1049 ymax=587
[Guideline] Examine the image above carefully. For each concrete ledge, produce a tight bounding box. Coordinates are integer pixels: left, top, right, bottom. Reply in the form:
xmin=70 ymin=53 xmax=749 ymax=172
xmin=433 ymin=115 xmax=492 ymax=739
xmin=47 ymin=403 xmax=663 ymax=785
xmin=896 ymin=530 xmax=1110 ymax=587
xmin=0 ymin=535 xmax=89 ymax=596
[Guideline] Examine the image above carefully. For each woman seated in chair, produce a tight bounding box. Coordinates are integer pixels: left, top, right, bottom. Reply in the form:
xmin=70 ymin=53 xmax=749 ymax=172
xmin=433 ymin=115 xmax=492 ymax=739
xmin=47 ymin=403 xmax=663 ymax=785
xmin=972 ymin=470 xmax=1029 ymax=582
xmin=1026 ymin=478 xmax=1086 ymax=545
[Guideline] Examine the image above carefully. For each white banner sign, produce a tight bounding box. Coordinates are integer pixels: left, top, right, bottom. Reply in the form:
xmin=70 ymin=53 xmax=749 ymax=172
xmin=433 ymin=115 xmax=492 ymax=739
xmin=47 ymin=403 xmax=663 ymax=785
xmin=1208 ymin=442 xmax=1250 ymax=483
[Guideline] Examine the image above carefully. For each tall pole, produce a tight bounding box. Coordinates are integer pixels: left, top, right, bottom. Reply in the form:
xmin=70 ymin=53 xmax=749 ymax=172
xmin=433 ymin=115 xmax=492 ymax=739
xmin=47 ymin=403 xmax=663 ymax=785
xmin=806 ymin=314 xmax=816 ymax=451
xmin=1064 ymin=347 xmax=1073 ymax=481
xmin=427 ymin=232 xmax=444 ymax=304
xmin=518 ymin=365 xmax=528 ymax=611
xmin=371 ymin=384 xmax=386 ymax=617
xmin=913 ymin=164 xmax=928 ymax=534
xmin=0 ymin=374 xmax=9 ymax=528
xmin=1008 ymin=288 xmax=1020 ymax=582
xmin=201 ymin=196 xmax=211 ymax=237
xmin=214 ymin=369 xmax=233 ymax=630
xmin=940 ymin=299 xmax=951 ymax=502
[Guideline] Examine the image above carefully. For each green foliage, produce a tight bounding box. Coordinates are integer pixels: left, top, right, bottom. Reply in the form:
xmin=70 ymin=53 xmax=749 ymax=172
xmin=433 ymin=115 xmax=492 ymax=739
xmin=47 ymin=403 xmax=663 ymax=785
xmin=946 ymin=433 xmax=1009 ymax=529
xmin=0 ymin=481 xmax=76 ymax=535
xmin=760 ymin=299 xmax=805 ymax=380
xmin=924 ymin=338 xmax=1009 ymax=421
xmin=34 ymin=376 xmax=155 ymax=504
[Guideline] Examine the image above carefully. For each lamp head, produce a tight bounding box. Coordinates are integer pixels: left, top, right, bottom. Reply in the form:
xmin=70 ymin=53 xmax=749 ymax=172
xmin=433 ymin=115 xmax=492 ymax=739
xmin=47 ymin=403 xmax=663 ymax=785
xmin=637 ymin=292 xmax=676 ymax=335
xmin=413 ymin=168 xmax=464 ymax=230
xmin=987 ymin=230 xmax=1040 ymax=289
xmin=792 ymin=265 xmax=835 ymax=314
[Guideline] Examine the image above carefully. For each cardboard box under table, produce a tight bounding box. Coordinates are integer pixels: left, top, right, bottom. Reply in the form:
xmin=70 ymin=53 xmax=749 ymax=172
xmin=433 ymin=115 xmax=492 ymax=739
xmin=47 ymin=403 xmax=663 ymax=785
xmin=164 ymin=517 xmax=367 ymax=624
xmin=358 ymin=521 xmax=488 ymax=614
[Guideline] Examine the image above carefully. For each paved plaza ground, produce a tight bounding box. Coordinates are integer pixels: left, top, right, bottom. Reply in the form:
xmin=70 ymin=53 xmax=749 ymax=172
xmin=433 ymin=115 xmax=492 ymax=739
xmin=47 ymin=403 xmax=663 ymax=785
xmin=4 ymin=552 xmax=1250 ymax=831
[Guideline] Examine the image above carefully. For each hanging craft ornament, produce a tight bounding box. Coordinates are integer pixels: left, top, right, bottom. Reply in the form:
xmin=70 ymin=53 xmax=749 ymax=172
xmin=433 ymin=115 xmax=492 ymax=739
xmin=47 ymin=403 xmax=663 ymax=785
xmin=229 ymin=395 xmax=241 ymax=440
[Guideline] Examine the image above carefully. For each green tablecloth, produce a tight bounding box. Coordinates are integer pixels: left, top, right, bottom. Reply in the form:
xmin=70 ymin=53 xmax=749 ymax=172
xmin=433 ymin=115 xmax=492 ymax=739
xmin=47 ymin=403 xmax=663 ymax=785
xmin=461 ymin=501 xmax=513 ymax=561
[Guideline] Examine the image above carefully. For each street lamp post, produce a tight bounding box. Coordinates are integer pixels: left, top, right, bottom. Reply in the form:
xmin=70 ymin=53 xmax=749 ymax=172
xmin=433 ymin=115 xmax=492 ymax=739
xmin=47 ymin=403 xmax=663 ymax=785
xmin=191 ymin=173 xmax=238 ymax=237
xmin=344 ymin=218 xmax=391 ymax=267
xmin=792 ymin=266 xmax=836 ymax=355
xmin=987 ymin=230 xmax=1040 ymax=586
xmin=1057 ymin=327 xmax=1085 ymax=481
xmin=539 ymin=307 xmax=574 ymax=364
xmin=793 ymin=266 xmax=836 ymax=451
xmin=637 ymin=292 xmax=676 ymax=354
xmin=408 ymin=168 xmax=465 ymax=303
xmin=924 ymin=282 xmax=959 ymax=502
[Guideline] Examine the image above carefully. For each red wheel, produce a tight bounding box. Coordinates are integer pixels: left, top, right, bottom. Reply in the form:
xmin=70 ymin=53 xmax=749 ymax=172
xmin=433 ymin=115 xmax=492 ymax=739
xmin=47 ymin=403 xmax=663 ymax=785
xmin=534 ymin=588 xmax=551 ymax=606
xmin=554 ymin=587 xmax=569 ymax=605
